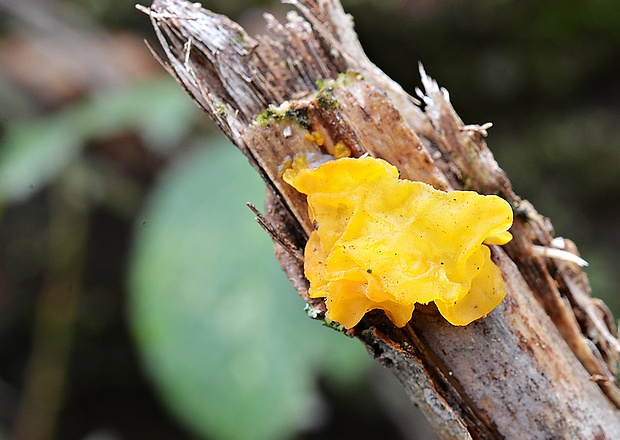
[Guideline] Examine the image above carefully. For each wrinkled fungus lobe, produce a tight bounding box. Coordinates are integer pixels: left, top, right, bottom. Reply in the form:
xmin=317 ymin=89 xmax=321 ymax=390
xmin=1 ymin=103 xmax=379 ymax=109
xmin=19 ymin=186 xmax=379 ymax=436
xmin=283 ymin=155 xmax=513 ymax=329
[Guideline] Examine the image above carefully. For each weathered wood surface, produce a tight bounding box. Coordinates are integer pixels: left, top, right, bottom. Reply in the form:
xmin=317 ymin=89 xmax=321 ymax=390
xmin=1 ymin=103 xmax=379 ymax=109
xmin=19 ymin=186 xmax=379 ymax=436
xmin=140 ymin=0 xmax=620 ymax=437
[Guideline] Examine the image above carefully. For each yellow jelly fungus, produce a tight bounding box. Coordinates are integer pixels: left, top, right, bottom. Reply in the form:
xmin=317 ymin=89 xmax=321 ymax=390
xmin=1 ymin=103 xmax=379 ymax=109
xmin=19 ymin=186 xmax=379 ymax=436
xmin=282 ymin=156 xmax=513 ymax=329
xmin=333 ymin=141 xmax=352 ymax=158
xmin=312 ymin=131 xmax=325 ymax=147
xmin=304 ymin=131 xmax=325 ymax=147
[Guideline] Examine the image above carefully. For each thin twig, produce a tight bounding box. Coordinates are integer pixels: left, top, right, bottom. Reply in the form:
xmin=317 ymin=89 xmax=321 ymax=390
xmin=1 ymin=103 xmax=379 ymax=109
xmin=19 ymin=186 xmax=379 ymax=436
xmin=247 ymin=203 xmax=304 ymax=263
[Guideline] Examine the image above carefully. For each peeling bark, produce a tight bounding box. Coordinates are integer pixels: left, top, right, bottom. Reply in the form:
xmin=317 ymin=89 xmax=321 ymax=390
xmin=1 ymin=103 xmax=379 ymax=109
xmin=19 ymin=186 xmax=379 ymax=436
xmin=139 ymin=0 xmax=620 ymax=437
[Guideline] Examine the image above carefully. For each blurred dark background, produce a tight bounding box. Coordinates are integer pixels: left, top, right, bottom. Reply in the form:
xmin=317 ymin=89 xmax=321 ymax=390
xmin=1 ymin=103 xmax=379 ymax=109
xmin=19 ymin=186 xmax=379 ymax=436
xmin=0 ymin=0 xmax=618 ymax=439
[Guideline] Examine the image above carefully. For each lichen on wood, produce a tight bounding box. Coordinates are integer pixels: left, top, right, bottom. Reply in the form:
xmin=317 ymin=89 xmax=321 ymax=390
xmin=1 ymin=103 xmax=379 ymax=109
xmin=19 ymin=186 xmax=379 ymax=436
xmin=139 ymin=0 xmax=620 ymax=437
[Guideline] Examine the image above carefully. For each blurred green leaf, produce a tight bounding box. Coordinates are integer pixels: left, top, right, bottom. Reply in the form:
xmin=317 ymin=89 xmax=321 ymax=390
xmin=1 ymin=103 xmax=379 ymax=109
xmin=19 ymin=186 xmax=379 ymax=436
xmin=129 ymin=136 xmax=370 ymax=440
xmin=0 ymin=115 xmax=82 ymax=201
xmin=0 ymin=76 xmax=197 ymax=202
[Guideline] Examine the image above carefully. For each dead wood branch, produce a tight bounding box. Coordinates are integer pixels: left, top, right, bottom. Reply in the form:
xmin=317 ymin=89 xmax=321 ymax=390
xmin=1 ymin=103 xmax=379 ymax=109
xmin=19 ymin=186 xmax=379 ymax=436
xmin=140 ymin=0 xmax=620 ymax=437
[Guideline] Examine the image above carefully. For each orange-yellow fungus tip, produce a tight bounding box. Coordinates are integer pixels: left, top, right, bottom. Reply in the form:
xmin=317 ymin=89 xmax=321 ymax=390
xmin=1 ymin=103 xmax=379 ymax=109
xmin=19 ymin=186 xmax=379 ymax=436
xmin=332 ymin=141 xmax=352 ymax=158
xmin=304 ymin=131 xmax=325 ymax=147
xmin=282 ymin=155 xmax=513 ymax=329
